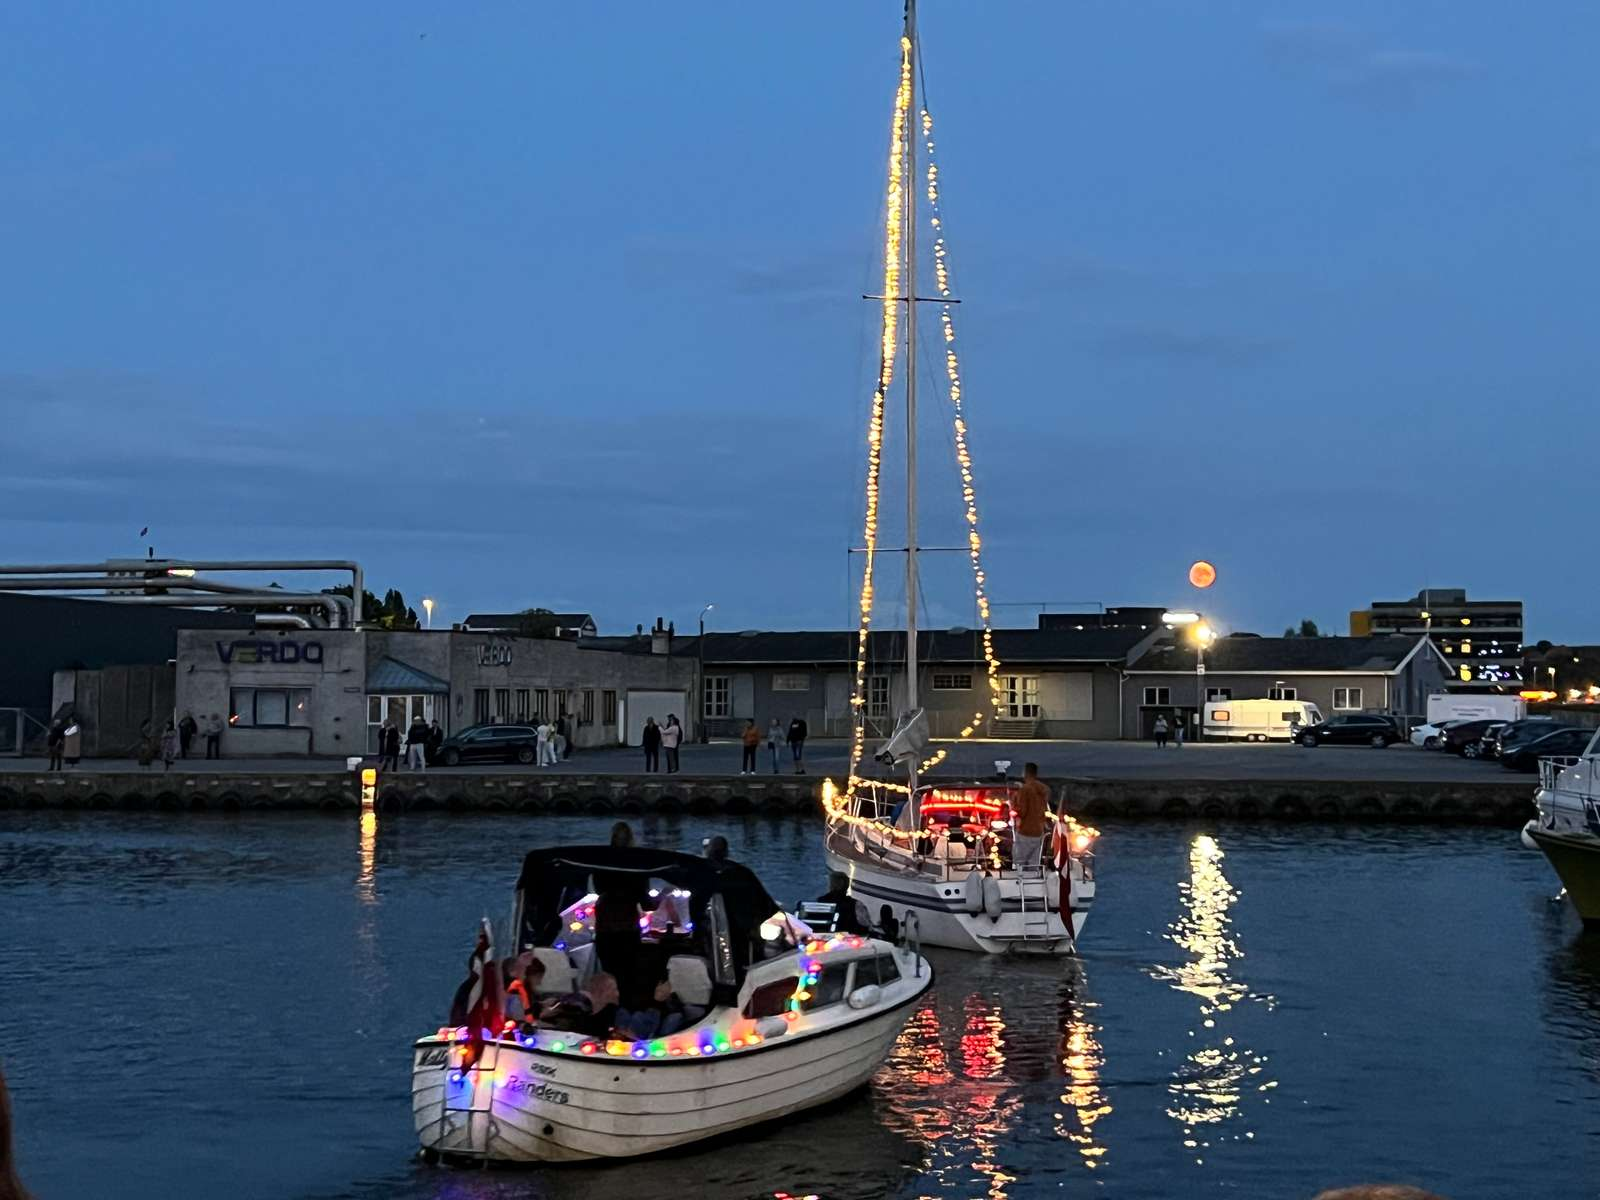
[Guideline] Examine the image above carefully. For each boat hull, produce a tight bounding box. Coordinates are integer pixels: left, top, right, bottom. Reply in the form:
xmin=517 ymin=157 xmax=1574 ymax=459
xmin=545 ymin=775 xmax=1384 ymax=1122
xmin=1527 ymin=825 xmax=1600 ymax=927
xmin=825 ymin=844 xmax=1091 ymax=955
xmin=413 ymin=978 xmax=930 ymax=1161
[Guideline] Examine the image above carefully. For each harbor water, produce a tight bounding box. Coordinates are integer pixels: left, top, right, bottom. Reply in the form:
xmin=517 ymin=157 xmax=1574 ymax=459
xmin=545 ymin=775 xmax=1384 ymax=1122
xmin=1 ymin=812 xmax=1595 ymax=1199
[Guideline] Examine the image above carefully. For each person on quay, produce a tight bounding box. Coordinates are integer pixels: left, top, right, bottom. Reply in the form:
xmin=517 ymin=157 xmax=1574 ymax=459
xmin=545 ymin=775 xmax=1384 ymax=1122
xmin=788 ymin=715 xmax=808 ymax=774
xmin=1152 ymin=713 xmax=1169 ymax=749
xmin=62 ymin=716 xmax=81 ymax=768
xmin=177 ymin=711 xmax=198 ymax=759
xmin=553 ymin=714 xmax=568 ymax=762
xmin=740 ymin=719 xmax=760 ymax=775
xmin=380 ymin=720 xmax=401 ymax=771
xmin=1011 ymin=762 xmax=1050 ymax=871
xmin=427 ymin=718 xmax=444 ymax=765
xmin=204 ymin=712 xmax=224 ymax=760
xmin=1173 ymin=713 xmax=1185 ymax=748
xmin=661 ymin=714 xmax=682 ymax=773
xmin=642 ymin=716 xmax=661 ymax=772
xmin=46 ymin=719 xmax=65 ymax=772
xmin=159 ymin=721 xmax=180 ymax=772
xmin=405 ymin=715 xmax=429 ymax=770
xmin=766 ymin=718 xmax=784 ymax=774
xmin=535 ymin=719 xmax=554 ymax=767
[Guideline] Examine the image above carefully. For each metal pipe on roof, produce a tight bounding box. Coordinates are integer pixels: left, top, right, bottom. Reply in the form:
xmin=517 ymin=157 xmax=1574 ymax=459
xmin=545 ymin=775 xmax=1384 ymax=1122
xmin=252 ymin=613 xmax=315 ymax=629
xmin=0 ymin=576 xmax=352 ymax=627
xmin=0 ymin=560 xmax=364 ymax=624
xmin=95 ymin=593 xmax=343 ymax=627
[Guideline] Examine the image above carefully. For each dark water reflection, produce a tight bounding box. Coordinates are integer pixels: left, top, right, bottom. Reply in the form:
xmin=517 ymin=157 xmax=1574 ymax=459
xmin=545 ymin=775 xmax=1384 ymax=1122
xmin=1 ymin=813 xmax=1596 ymax=1200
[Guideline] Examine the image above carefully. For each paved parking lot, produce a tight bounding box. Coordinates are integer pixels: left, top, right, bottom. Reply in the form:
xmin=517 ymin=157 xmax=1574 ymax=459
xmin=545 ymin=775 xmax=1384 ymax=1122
xmin=2 ymin=738 xmax=1526 ymax=784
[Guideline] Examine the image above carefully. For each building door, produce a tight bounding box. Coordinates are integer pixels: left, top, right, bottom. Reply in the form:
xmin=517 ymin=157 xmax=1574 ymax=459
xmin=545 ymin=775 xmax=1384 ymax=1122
xmin=1001 ymin=675 xmax=1040 ymax=719
xmin=367 ymin=694 xmax=439 ymax=752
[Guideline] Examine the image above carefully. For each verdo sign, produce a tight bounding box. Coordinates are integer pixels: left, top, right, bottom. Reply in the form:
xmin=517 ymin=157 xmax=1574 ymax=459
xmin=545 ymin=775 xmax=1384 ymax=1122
xmin=215 ymin=639 xmax=325 ymax=664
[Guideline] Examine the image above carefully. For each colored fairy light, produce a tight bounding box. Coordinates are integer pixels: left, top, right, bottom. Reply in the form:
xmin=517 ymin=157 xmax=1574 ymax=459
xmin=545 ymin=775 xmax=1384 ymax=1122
xmin=632 ymin=1046 xmax=648 ymax=1059
xmin=551 ymin=1040 xmax=566 ymax=1052
xmin=580 ymin=1042 xmax=596 ymax=1054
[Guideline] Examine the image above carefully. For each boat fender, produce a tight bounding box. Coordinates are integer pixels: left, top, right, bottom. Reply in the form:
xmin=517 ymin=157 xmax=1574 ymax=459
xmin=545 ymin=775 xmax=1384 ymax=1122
xmin=963 ymin=872 xmax=984 ymax=915
xmin=1520 ymin=820 xmax=1539 ymax=851
xmin=982 ymin=875 xmax=1003 ymax=923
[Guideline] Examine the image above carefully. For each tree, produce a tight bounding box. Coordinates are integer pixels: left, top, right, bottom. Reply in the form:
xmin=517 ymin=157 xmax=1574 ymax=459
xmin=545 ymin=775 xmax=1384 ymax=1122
xmin=323 ymin=584 xmax=418 ymax=629
xmin=511 ymin=608 xmax=561 ymax=639
xmin=1283 ymin=619 xmax=1322 ymax=638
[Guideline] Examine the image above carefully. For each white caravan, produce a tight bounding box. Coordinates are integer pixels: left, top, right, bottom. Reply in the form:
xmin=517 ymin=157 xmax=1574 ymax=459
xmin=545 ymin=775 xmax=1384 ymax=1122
xmin=1204 ymin=698 xmax=1323 ymax=742
xmin=1425 ymin=694 xmax=1525 ymax=725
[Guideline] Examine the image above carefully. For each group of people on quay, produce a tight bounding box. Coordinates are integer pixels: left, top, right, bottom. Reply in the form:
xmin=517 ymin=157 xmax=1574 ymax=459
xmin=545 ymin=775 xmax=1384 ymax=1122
xmin=740 ymin=716 xmax=808 ymax=775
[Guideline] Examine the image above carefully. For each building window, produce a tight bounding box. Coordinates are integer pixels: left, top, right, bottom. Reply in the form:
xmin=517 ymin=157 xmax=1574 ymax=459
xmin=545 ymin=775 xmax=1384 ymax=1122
xmin=1333 ymin=687 xmax=1363 ymax=710
xmin=704 ymin=675 xmax=731 ymax=719
xmin=535 ymin=688 xmax=550 ymax=720
xmin=771 ymin=672 xmax=811 ymax=692
xmin=494 ymin=688 xmax=511 ymax=723
xmin=933 ymin=673 xmax=973 ymax=691
xmin=1002 ymin=675 xmax=1040 ymax=719
xmin=1267 ymin=685 xmax=1297 ymax=701
xmin=581 ymin=689 xmax=595 ymax=724
xmin=603 ymin=690 xmax=618 ymax=724
xmin=1206 ymin=687 xmax=1231 ymax=702
xmin=473 ymin=688 xmax=490 ymax=724
xmin=514 ymin=689 xmax=530 ymax=721
xmin=1142 ymin=686 xmax=1170 ymax=706
xmin=229 ymin=687 xmax=311 ymax=728
xmin=866 ymin=675 xmax=891 ymax=719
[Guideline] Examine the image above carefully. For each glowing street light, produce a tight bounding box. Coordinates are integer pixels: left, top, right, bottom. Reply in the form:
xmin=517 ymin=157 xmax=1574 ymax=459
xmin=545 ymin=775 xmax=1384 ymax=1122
xmin=1162 ymin=610 xmax=1201 ymax=627
xmin=422 ymin=597 xmax=435 ymax=628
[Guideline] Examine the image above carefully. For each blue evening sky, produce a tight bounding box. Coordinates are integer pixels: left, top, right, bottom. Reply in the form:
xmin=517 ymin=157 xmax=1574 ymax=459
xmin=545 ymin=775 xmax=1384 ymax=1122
xmin=2 ymin=3 xmax=1594 ymax=640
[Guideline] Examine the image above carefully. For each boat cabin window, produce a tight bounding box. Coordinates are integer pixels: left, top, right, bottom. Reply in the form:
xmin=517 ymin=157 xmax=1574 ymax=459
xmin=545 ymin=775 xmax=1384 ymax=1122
xmin=916 ymin=787 xmax=1012 ymax=843
xmin=853 ymin=954 xmax=900 ymax=987
xmin=743 ymin=979 xmax=797 ymax=1019
xmin=810 ymin=963 xmax=851 ymax=1009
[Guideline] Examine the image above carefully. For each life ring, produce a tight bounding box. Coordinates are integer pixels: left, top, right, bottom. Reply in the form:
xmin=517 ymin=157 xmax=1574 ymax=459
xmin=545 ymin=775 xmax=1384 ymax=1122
xmin=981 ymin=875 xmax=1003 ymax=922
xmin=963 ymin=872 xmax=984 ymax=914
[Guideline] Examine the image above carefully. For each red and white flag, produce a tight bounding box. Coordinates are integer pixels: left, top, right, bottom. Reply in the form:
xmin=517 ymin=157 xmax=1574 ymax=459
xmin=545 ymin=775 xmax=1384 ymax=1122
xmin=464 ymin=918 xmax=504 ymax=1064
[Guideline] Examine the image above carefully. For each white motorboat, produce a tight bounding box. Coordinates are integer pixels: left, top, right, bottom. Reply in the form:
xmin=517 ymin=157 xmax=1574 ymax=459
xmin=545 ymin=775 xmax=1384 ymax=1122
xmin=1522 ymin=731 xmax=1600 ymax=927
xmin=819 ymin=0 xmax=1103 ymax=953
xmin=825 ymin=779 xmax=1096 ymax=955
xmin=411 ymin=844 xmax=933 ymax=1163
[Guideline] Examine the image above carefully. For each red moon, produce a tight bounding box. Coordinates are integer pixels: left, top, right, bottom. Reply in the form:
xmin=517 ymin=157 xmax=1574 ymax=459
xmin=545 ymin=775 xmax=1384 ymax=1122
xmin=1189 ymin=560 xmax=1217 ymax=589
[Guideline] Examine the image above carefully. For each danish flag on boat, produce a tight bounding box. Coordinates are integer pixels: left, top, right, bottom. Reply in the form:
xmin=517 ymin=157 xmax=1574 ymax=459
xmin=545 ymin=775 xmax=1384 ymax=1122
xmin=464 ymin=917 xmax=504 ymax=1064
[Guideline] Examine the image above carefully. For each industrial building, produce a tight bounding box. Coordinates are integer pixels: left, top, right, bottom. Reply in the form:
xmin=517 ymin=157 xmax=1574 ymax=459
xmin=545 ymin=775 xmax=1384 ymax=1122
xmin=1351 ymin=588 xmax=1523 ymax=692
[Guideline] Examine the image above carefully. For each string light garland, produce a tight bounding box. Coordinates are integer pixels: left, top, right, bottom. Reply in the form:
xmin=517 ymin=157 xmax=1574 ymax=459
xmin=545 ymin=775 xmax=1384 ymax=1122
xmin=846 ymin=34 xmax=916 ymax=797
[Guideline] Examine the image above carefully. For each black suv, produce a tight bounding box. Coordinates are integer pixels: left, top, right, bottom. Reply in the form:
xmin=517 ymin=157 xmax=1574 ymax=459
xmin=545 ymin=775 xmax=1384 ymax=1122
xmin=1297 ymin=714 xmax=1402 ymax=748
xmin=435 ymin=724 xmax=541 ymax=766
xmin=1443 ymin=719 xmax=1503 ymax=757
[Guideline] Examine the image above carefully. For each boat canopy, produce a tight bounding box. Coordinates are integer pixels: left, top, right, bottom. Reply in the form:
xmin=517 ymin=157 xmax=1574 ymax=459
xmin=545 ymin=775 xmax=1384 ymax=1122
xmin=515 ymin=845 xmax=780 ymax=986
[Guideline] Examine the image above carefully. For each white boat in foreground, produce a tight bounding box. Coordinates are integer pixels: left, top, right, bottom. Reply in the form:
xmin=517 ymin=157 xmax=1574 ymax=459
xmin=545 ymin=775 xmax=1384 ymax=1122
xmin=1522 ymin=733 xmax=1600 ymax=927
xmin=412 ymin=844 xmax=932 ymax=1163
xmin=826 ymin=780 xmax=1096 ymax=955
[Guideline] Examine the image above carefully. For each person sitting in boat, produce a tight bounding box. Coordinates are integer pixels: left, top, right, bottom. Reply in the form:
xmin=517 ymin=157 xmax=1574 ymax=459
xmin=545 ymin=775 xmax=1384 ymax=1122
xmin=875 ymin=904 xmax=899 ymax=944
xmin=504 ymin=955 xmax=546 ymax=1025
xmin=447 ymin=952 xmax=540 ymax=1027
xmin=540 ymin=971 xmax=621 ymax=1039
xmin=814 ymin=872 xmax=871 ymax=935
xmin=616 ymin=974 xmax=707 ymax=1040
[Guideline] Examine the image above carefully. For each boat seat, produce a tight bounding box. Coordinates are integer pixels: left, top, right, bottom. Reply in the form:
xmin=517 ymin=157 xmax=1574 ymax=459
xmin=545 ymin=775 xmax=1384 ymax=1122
xmin=532 ymin=947 xmax=576 ymax=995
xmin=667 ymin=954 xmax=714 ymax=1007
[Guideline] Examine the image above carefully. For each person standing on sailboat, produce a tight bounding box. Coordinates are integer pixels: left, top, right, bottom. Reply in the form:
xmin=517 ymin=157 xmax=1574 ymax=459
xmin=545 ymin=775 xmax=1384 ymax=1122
xmin=1011 ymin=763 xmax=1050 ymax=871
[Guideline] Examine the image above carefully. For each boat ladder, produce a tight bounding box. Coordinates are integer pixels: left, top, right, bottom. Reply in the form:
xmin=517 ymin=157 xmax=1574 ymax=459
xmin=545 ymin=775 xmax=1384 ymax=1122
xmin=1017 ymin=867 xmax=1054 ymax=940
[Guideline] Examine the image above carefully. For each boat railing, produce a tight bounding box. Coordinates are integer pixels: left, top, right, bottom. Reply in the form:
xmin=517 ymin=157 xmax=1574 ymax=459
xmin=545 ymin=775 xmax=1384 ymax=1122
xmin=1537 ymin=756 xmax=1584 ymax=793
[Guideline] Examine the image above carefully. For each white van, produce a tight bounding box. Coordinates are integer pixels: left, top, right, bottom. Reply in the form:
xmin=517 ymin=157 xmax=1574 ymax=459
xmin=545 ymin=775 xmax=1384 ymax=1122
xmin=1205 ymin=698 xmax=1324 ymax=742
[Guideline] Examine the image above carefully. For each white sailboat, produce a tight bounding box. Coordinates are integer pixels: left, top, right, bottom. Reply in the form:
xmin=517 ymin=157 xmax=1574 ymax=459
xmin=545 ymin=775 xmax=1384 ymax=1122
xmin=821 ymin=0 xmax=1100 ymax=955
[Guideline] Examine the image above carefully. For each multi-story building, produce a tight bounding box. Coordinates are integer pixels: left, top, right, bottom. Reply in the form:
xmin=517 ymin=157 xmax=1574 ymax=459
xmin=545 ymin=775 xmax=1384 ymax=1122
xmin=1350 ymin=588 xmax=1523 ymax=692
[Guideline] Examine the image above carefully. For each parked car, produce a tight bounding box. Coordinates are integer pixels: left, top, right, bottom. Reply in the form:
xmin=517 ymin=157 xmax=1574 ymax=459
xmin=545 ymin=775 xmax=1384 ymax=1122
xmin=435 ymin=723 xmax=541 ymax=766
xmin=1482 ymin=717 xmax=1562 ymax=761
xmin=1500 ymin=726 xmax=1596 ymax=772
xmin=1297 ymin=714 xmax=1403 ymax=748
xmin=1442 ymin=719 xmax=1503 ymax=757
xmin=1409 ymin=719 xmax=1461 ymax=749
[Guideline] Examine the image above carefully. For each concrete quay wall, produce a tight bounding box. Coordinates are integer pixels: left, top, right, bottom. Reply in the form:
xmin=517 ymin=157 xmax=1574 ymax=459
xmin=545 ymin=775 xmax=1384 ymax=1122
xmin=0 ymin=769 xmax=1537 ymax=825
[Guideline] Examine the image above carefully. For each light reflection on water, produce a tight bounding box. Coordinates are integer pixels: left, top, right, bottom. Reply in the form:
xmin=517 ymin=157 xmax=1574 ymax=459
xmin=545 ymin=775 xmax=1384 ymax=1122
xmin=1147 ymin=833 xmax=1275 ymax=1163
xmin=0 ymin=813 xmax=1595 ymax=1200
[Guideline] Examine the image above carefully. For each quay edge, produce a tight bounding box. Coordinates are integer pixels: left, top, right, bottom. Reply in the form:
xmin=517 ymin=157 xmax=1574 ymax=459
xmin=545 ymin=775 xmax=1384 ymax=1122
xmin=0 ymin=769 xmax=1535 ymax=825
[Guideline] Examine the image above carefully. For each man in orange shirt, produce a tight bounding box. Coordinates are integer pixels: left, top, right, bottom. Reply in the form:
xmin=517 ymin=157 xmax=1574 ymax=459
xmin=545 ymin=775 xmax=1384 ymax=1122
xmin=1011 ymin=762 xmax=1050 ymax=871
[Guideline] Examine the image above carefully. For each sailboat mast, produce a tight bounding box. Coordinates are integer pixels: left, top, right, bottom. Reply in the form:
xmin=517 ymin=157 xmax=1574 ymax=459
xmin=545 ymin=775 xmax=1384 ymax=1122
xmin=903 ymin=0 xmax=920 ymax=793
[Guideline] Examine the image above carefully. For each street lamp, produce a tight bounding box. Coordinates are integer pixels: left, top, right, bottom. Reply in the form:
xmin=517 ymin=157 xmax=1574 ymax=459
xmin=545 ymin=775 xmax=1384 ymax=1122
xmin=698 ymin=603 xmax=715 ymax=744
xmin=1161 ymin=612 xmax=1204 ymax=740
xmin=1192 ymin=622 xmax=1215 ymax=740
xmin=422 ymin=597 xmax=435 ymax=629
